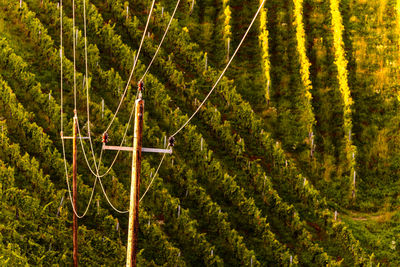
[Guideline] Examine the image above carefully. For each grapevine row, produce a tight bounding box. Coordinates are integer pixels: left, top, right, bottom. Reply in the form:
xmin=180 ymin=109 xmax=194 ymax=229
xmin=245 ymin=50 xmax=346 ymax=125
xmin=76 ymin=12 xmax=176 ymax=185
xmin=3 ymin=1 xmax=225 ymax=266
xmin=222 ymin=0 xmax=232 ymax=60
xmin=0 ymin=122 xmax=128 ymax=265
xmin=258 ymin=0 xmax=271 ymax=104
xmin=12 ymin=0 xmax=127 ymax=139
xmin=329 ymin=0 xmax=357 ymax=200
xmin=0 ymin=67 xmax=185 ymax=265
xmin=293 ymin=0 xmax=316 ymax=150
xmin=113 ymin=1 xmax=366 ymax=262
xmin=398 ymin=0 xmax=400 ymax=92
xmin=55 ymin=0 xmax=298 ymax=263
xmin=103 ymin=2 xmax=346 ymax=261
xmin=137 ymin=112 xmax=261 ymax=265
xmin=143 ymin=175 xmax=224 ymax=266
xmin=0 ymin=15 xmax=185 ymax=262
xmin=0 ymin=117 xmax=61 ymax=211
xmin=0 ymin=8 xmax=193 ymax=265
xmin=0 ymin=160 xmax=29 ymax=265
xmin=8 ymin=3 xmax=229 ymax=264
xmin=24 ymin=0 xmax=362 ymax=264
xmin=68 ymin=0 xmax=357 ymax=263
xmin=169 ymin=158 xmax=260 ymax=266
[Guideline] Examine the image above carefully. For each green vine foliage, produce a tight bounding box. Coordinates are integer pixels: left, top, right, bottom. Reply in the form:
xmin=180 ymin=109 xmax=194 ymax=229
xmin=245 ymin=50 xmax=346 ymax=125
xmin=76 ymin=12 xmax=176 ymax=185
xmin=0 ymin=0 xmax=394 ymax=264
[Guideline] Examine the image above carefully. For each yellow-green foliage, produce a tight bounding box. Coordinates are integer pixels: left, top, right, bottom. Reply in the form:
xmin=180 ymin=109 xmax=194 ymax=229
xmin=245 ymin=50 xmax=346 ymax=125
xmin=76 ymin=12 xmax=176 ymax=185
xmin=258 ymin=0 xmax=271 ymax=103
xmin=397 ymin=0 xmax=400 ymax=101
xmin=397 ymin=0 xmax=400 ymax=52
xmin=329 ymin=0 xmax=357 ymax=197
xmin=293 ymin=0 xmax=315 ymax=136
xmin=222 ymin=0 xmax=232 ymax=42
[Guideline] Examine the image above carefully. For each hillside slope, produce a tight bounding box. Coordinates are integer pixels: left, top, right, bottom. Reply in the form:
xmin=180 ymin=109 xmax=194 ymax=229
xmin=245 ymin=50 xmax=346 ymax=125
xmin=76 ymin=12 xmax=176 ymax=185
xmin=0 ymin=0 xmax=399 ymax=265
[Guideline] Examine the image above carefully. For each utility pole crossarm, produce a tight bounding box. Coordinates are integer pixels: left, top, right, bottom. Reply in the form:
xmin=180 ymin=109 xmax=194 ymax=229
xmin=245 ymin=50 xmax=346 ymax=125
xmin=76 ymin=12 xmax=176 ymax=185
xmin=103 ymin=145 xmax=172 ymax=154
xmin=62 ymin=136 xmax=90 ymax=140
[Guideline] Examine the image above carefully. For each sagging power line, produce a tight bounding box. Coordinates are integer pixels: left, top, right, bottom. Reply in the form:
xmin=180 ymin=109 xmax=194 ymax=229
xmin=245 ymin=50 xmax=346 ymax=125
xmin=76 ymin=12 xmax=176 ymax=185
xmin=59 ymin=0 xmax=267 ymax=265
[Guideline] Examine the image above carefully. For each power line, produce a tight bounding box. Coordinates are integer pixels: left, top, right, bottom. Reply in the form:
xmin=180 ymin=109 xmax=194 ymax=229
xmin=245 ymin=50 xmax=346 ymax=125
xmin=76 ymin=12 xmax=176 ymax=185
xmin=59 ymin=0 xmax=96 ymax=219
xmin=58 ymin=0 xmax=174 ymax=218
xmin=79 ymin=129 xmax=131 ymax=214
xmin=72 ymin=0 xmax=77 ymax=111
xmin=75 ymin=104 xmax=134 ymax=178
xmin=76 ymin=115 xmax=99 ymax=177
xmin=60 ymin=0 xmax=63 ymax=136
xmin=92 ymin=134 xmax=168 ymax=213
xmin=103 ymin=0 xmax=156 ymax=134
xmin=69 ymin=0 xmax=145 ymax=214
xmin=170 ymin=0 xmax=266 ymax=139
xmin=62 ymin=0 xmax=265 ymax=217
xmin=61 ymin=118 xmax=98 ymax=219
xmin=77 ymin=0 xmax=181 ymax=179
xmin=139 ymin=145 xmax=169 ymax=202
xmin=75 ymin=78 xmax=141 ymax=180
xmin=96 ymin=174 xmax=129 ymax=214
xmin=139 ymin=0 xmax=181 ymax=82
xmin=74 ymin=0 xmax=116 ymax=179
xmin=93 ymin=121 xmax=168 ymax=213
xmin=73 ymin=0 xmax=142 ymax=193
xmin=82 ymin=0 xmax=100 ymax=175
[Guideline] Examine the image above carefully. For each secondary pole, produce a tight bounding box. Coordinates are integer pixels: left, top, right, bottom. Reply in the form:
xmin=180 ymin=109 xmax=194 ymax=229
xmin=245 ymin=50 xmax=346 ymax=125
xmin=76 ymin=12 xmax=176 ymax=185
xmin=126 ymin=85 xmax=144 ymax=267
xmin=72 ymin=112 xmax=78 ymax=267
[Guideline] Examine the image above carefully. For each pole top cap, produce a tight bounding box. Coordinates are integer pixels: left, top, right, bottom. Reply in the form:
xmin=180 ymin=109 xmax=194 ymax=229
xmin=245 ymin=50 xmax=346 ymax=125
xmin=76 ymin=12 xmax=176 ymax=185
xmin=138 ymin=81 xmax=144 ymax=91
xmin=102 ymin=132 xmax=109 ymax=143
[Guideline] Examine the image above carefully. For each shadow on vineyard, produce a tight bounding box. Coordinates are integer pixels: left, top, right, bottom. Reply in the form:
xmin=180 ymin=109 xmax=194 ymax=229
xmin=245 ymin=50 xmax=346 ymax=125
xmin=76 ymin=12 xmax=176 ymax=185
xmin=0 ymin=0 xmax=399 ymax=265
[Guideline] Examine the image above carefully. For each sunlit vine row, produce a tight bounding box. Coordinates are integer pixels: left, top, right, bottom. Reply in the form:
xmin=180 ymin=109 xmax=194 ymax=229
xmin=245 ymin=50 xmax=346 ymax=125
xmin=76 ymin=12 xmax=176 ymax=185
xmin=293 ymin=0 xmax=316 ymax=147
xmin=21 ymin=0 xmax=366 ymax=264
xmin=329 ymin=0 xmax=357 ymax=200
xmin=222 ymin=0 xmax=232 ymax=59
xmin=259 ymin=0 xmax=271 ymax=104
xmin=104 ymin=0 xmax=365 ymax=262
xmin=397 ymin=0 xmax=400 ymax=101
xmin=128 ymin=2 xmax=366 ymax=262
xmin=61 ymin=0 xmax=298 ymax=263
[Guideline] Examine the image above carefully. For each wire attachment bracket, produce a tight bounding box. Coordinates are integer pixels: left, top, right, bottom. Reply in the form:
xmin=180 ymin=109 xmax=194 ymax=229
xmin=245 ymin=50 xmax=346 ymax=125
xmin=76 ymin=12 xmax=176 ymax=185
xmin=168 ymin=136 xmax=175 ymax=147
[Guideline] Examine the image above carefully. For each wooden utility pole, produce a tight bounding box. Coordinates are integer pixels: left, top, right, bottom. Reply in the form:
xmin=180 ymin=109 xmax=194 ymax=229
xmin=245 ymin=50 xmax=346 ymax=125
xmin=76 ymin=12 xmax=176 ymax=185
xmin=103 ymin=82 xmax=172 ymax=267
xmin=126 ymin=94 xmax=144 ymax=267
xmin=61 ymin=114 xmax=89 ymax=266
xmin=72 ymin=113 xmax=78 ymax=267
